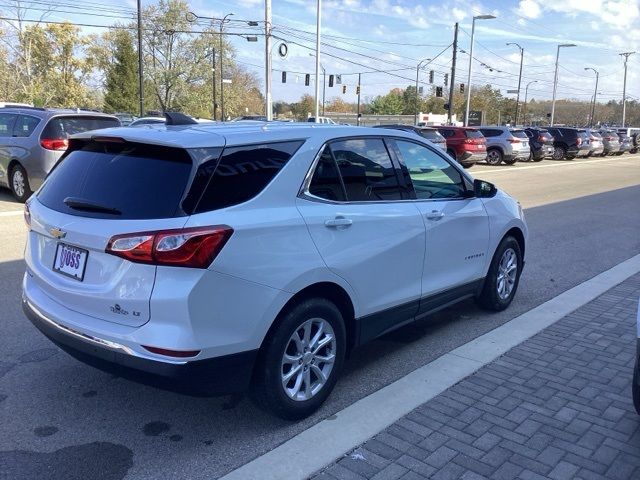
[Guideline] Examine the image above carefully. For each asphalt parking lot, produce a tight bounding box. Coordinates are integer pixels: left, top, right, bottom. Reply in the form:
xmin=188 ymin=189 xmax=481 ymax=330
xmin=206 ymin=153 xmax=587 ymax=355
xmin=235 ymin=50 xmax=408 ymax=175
xmin=1 ymin=154 xmax=639 ymax=480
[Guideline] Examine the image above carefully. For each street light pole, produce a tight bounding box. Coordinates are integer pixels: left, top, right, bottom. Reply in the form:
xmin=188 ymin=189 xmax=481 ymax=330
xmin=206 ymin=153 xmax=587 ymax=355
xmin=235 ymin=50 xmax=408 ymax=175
xmin=211 ymin=48 xmax=217 ymax=120
xmin=464 ymin=14 xmax=496 ymax=126
xmin=322 ymin=64 xmax=326 ymax=116
xmin=507 ymin=42 xmax=524 ymax=126
xmin=620 ymin=52 xmax=635 ymax=127
xmin=523 ymin=80 xmax=538 ymax=126
xmin=137 ymin=0 xmax=144 ymax=117
xmin=414 ymin=57 xmax=431 ymax=125
xmin=314 ymin=0 xmax=322 ymax=122
xmin=220 ymin=13 xmax=234 ymax=122
xmin=265 ymin=0 xmax=273 ymax=120
xmin=584 ymin=67 xmax=599 ymax=127
xmin=550 ymin=43 xmax=576 ymax=126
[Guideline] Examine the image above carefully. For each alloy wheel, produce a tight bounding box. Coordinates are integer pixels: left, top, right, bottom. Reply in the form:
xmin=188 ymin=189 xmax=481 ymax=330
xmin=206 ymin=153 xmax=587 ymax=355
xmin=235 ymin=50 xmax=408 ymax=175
xmin=487 ymin=150 xmax=501 ymax=165
xmin=281 ymin=318 xmax=336 ymax=402
xmin=496 ymin=248 xmax=518 ymax=300
xmin=12 ymin=169 xmax=25 ymax=199
xmin=553 ymin=147 xmax=564 ymax=160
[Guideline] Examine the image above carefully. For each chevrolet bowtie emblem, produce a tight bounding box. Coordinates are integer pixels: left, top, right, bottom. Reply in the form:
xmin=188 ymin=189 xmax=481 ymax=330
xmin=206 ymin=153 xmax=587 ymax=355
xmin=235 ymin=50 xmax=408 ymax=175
xmin=50 ymin=227 xmax=66 ymax=239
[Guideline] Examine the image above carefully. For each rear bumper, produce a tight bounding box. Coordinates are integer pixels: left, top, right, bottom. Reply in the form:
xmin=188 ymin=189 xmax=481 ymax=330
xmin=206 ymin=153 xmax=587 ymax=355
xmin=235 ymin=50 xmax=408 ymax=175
xmin=532 ymin=146 xmax=554 ymax=159
xmin=458 ymin=151 xmax=486 ymax=165
xmin=23 ymin=295 xmax=258 ymax=396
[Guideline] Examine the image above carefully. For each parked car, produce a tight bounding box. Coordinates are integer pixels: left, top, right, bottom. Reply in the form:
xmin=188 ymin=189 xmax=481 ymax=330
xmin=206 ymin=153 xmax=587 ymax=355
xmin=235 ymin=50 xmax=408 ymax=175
xmin=436 ymin=126 xmax=487 ymax=168
xmin=307 ymin=116 xmax=337 ymax=124
xmin=372 ymin=124 xmax=447 ymax=152
xmin=585 ymin=129 xmax=605 ymax=157
xmin=598 ymin=130 xmax=621 ymax=156
xmin=618 ymin=128 xmax=640 ymax=153
xmin=22 ymin=122 xmax=527 ymax=419
xmin=616 ymin=132 xmax=633 ymax=155
xmin=634 ymin=298 xmax=640 ymax=415
xmin=114 ymin=113 xmax=137 ymax=126
xmin=546 ymin=127 xmax=591 ymax=160
xmin=0 ymin=108 xmax=120 ymax=202
xmin=523 ymin=127 xmax=554 ymax=161
xmin=231 ymin=115 xmax=268 ymax=121
xmin=477 ymin=127 xmax=530 ymax=166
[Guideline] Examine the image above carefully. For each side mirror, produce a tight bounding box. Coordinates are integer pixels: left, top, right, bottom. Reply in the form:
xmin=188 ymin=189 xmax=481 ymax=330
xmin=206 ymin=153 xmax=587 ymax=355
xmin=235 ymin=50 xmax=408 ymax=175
xmin=473 ymin=179 xmax=497 ymax=198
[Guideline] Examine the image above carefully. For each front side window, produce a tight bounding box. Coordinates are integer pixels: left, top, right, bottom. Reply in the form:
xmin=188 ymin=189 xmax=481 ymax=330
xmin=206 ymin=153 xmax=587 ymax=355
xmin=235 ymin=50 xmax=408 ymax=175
xmin=330 ymin=138 xmax=402 ymax=201
xmin=0 ymin=113 xmax=17 ymax=137
xmin=394 ymin=140 xmax=466 ymax=200
xmin=14 ymin=115 xmax=41 ymax=137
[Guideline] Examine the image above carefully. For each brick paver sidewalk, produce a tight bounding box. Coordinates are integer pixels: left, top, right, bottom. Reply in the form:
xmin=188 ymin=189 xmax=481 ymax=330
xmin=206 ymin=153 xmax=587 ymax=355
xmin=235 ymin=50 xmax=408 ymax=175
xmin=313 ymin=274 xmax=640 ymax=480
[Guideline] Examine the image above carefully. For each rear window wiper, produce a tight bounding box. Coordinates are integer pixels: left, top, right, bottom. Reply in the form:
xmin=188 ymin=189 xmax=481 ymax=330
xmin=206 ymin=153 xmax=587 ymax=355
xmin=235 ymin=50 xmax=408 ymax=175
xmin=63 ymin=197 xmax=122 ymax=215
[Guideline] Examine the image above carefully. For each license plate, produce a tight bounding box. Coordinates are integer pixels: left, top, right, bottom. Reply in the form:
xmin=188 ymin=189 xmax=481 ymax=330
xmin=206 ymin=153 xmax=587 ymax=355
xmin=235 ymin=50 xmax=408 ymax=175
xmin=53 ymin=243 xmax=88 ymax=281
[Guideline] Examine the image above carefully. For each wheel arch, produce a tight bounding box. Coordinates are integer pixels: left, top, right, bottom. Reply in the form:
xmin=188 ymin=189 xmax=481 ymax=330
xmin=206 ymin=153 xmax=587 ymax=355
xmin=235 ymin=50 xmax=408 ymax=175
xmin=504 ymin=226 xmax=525 ymax=259
xmin=260 ymin=281 xmax=357 ymax=354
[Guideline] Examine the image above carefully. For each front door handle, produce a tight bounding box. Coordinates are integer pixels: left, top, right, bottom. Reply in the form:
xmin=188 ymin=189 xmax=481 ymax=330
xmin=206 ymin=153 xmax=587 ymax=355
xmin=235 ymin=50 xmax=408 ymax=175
xmin=324 ymin=216 xmax=353 ymax=228
xmin=425 ymin=210 xmax=445 ymax=220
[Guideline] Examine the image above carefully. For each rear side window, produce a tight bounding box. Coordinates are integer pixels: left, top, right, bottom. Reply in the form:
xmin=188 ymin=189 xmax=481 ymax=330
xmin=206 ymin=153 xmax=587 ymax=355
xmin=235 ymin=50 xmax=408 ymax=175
xmin=14 ymin=115 xmax=41 ymax=137
xmin=479 ymin=129 xmax=500 ymax=137
xmin=330 ymin=138 xmax=402 ymax=201
xmin=42 ymin=116 xmax=120 ymax=140
xmin=465 ymin=129 xmax=483 ymax=138
xmin=0 ymin=113 xmax=17 ymax=137
xmin=511 ymin=130 xmax=528 ymax=139
xmin=194 ymin=141 xmax=303 ymax=213
xmin=308 ymin=149 xmax=346 ymax=202
xmin=38 ymin=142 xmax=193 ymax=219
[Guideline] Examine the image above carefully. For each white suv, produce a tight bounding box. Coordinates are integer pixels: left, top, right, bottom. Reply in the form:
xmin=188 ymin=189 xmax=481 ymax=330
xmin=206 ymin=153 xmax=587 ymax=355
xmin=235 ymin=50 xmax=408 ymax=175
xmin=22 ymin=122 xmax=527 ymax=419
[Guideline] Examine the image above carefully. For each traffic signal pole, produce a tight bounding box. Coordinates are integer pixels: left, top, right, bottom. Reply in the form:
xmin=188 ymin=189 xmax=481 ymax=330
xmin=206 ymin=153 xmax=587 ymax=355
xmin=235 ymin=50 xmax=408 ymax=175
xmin=357 ymin=73 xmax=361 ymax=126
xmin=448 ymin=23 xmax=458 ymax=125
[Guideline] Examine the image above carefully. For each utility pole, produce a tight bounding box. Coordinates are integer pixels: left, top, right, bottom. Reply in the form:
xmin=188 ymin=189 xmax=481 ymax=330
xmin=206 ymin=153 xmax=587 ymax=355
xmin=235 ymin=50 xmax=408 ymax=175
xmin=314 ymin=0 xmax=321 ymax=121
xmin=507 ymin=43 xmax=523 ymax=125
xmin=620 ymin=52 xmax=635 ymax=127
xmin=448 ymin=22 xmax=458 ymax=125
xmin=212 ymin=48 xmax=217 ymax=120
xmin=137 ymin=0 xmax=144 ymax=116
xmin=265 ymin=0 xmax=272 ymax=120
xmin=220 ymin=13 xmax=234 ymax=122
xmin=357 ymin=73 xmax=361 ymax=126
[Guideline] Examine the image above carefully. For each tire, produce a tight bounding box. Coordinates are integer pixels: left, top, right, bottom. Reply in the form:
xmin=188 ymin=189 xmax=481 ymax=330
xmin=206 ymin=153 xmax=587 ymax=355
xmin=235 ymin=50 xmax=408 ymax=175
xmin=252 ymin=298 xmax=346 ymax=420
xmin=476 ymin=236 xmax=523 ymax=311
xmin=552 ymin=146 xmax=566 ymax=160
xmin=533 ymin=156 xmax=544 ymax=162
xmin=502 ymin=156 xmax=517 ymax=165
xmin=10 ymin=164 xmax=32 ymax=203
xmin=486 ymin=148 xmax=503 ymax=166
xmin=634 ymin=360 xmax=640 ymax=415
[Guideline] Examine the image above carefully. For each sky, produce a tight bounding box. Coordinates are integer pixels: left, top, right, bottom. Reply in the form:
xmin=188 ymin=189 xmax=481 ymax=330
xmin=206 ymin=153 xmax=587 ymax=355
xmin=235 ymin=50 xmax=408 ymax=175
xmin=10 ymin=0 xmax=640 ymax=106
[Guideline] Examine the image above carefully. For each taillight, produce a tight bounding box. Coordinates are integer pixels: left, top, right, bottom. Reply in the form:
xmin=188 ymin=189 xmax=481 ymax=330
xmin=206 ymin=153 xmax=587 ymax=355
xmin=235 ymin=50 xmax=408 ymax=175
xmin=106 ymin=225 xmax=233 ymax=268
xmin=40 ymin=138 xmax=69 ymax=151
xmin=24 ymin=200 xmax=31 ymax=228
xmin=507 ymin=138 xmax=521 ymax=143
xmin=576 ymin=137 xmax=582 ymax=146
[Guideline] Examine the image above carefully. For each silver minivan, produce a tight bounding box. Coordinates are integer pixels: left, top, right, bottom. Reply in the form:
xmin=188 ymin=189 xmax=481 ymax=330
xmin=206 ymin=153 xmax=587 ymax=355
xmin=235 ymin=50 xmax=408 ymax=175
xmin=0 ymin=108 xmax=120 ymax=202
xmin=478 ymin=126 xmax=530 ymax=165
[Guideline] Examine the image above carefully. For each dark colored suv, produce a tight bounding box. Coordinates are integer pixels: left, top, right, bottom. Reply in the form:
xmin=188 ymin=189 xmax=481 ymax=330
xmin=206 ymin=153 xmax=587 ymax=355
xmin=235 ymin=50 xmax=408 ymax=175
xmin=373 ymin=124 xmax=447 ymax=152
xmin=524 ymin=127 xmax=554 ymax=161
xmin=436 ymin=126 xmax=487 ymax=168
xmin=0 ymin=108 xmax=120 ymax=201
xmin=546 ymin=127 xmax=591 ymax=160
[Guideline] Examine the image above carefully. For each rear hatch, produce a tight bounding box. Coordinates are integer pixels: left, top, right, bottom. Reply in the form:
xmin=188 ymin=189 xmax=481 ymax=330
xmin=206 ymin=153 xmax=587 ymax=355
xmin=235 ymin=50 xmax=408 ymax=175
xmin=537 ymin=130 xmax=554 ymax=146
xmin=576 ymin=130 xmax=590 ymax=149
xmin=509 ymin=129 xmax=529 ymax=152
xmin=463 ymin=129 xmax=486 ymax=151
xmin=26 ymin=138 xmax=197 ymax=327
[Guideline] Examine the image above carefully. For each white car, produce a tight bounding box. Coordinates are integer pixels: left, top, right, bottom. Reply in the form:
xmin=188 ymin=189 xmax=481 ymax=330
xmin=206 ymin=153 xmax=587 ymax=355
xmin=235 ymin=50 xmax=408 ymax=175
xmin=22 ymin=122 xmax=527 ymax=419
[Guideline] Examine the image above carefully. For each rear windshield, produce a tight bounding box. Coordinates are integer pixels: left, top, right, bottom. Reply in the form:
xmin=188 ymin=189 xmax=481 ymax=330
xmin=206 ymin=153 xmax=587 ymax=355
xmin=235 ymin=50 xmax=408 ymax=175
xmin=590 ymin=132 xmax=602 ymax=139
xmin=465 ymin=129 xmax=483 ymax=138
xmin=511 ymin=130 xmax=528 ymax=139
xmin=42 ymin=116 xmax=120 ymax=139
xmin=419 ymin=129 xmax=443 ymax=141
xmin=38 ymin=142 xmax=193 ymax=219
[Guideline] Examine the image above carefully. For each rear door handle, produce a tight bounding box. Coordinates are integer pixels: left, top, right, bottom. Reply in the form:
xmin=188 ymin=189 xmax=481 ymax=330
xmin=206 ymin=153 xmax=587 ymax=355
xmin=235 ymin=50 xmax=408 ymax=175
xmin=324 ymin=216 xmax=353 ymax=228
xmin=425 ymin=210 xmax=445 ymax=220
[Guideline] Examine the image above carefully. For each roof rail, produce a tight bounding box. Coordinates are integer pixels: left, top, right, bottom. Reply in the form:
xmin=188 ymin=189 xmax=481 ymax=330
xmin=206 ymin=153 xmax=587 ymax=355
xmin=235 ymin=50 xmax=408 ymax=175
xmin=0 ymin=105 xmax=46 ymax=111
xmin=164 ymin=111 xmax=198 ymax=126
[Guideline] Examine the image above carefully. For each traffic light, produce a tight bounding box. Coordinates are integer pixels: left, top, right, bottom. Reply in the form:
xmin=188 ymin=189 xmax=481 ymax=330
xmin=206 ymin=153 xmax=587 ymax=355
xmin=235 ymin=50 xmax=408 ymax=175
xmin=305 ymin=74 xmax=310 ymax=86
xmin=443 ymin=103 xmax=450 ymax=110
xmin=329 ymin=75 xmax=334 ymax=87
xmin=281 ymin=71 xmax=287 ymax=83
xmin=444 ymin=74 xmax=448 ymax=86
xmin=436 ymin=86 xmax=443 ymax=98
xmin=460 ymin=83 xmax=465 ymax=93
xmin=429 ymin=70 xmax=434 ymax=83
xmin=356 ymin=85 xmax=360 ymax=95
xmin=342 ymin=85 xmax=347 ymax=94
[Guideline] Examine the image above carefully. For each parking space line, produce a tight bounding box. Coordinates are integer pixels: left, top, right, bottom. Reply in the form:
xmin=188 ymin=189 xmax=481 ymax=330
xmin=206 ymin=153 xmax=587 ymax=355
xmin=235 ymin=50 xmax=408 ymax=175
xmin=475 ymin=155 xmax=639 ymax=174
xmin=220 ymin=253 xmax=640 ymax=480
xmin=0 ymin=210 xmax=23 ymax=217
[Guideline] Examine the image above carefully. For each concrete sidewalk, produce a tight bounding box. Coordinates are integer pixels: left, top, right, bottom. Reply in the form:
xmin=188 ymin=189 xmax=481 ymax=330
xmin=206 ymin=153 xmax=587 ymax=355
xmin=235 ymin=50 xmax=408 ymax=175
xmin=312 ymin=274 xmax=640 ymax=480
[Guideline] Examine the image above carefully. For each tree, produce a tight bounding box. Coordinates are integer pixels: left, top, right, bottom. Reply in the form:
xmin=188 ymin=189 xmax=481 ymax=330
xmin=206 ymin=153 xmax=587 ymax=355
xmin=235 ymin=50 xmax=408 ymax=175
xmin=103 ymin=30 xmax=138 ymax=113
xmin=290 ymin=94 xmax=315 ymax=120
xmin=370 ymin=89 xmax=405 ymax=114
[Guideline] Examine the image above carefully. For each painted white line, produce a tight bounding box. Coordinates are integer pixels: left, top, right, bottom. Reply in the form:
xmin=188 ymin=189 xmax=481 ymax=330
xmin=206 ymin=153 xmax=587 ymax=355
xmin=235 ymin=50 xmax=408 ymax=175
xmin=475 ymin=156 xmax=639 ymax=175
xmin=0 ymin=210 xmax=23 ymax=217
xmin=221 ymin=253 xmax=640 ymax=480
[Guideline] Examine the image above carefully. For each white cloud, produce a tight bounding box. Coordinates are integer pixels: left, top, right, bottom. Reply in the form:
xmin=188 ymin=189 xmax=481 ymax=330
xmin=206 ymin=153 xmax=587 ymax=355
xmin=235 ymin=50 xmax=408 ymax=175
xmin=518 ymin=0 xmax=542 ymax=19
